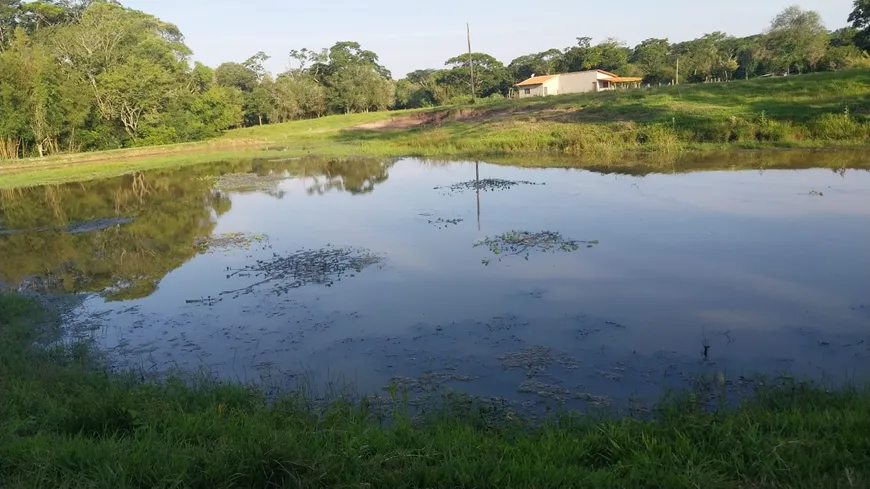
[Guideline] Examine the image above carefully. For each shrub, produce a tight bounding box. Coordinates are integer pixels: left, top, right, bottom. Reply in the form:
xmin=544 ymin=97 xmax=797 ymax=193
xmin=636 ymin=124 xmax=682 ymax=151
xmin=811 ymin=112 xmax=869 ymax=141
xmin=754 ymin=116 xmax=793 ymax=142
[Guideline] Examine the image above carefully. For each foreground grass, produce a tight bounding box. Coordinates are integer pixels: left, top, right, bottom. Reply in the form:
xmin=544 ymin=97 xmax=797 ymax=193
xmin=1 ymin=293 xmax=868 ymax=488
xmin=1 ymin=70 xmax=869 ymax=188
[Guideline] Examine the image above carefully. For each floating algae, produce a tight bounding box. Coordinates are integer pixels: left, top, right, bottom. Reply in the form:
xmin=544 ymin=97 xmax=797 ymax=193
xmin=497 ymin=346 xmax=580 ymax=375
xmin=518 ymin=379 xmax=613 ymax=406
xmin=475 ymin=230 xmax=598 ymax=264
xmin=194 ymin=232 xmax=270 ymax=254
xmin=387 ymin=371 xmax=477 ymax=393
xmin=218 ymin=245 xmax=383 ymax=298
xmin=434 ymin=178 xmax=543 ymax=195
xmin=427 ymin=217 xmax=464 ymax=229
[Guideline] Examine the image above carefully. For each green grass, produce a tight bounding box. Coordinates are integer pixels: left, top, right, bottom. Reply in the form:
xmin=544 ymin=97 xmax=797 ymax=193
xmin=1 ymin=293 xmax=869 ymax=488
xmin=1 ymin=70 xmax=869 ymax=188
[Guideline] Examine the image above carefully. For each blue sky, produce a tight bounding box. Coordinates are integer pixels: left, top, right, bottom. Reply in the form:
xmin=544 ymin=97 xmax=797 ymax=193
xmin=125 ymin=0 xmax=853 ymax=78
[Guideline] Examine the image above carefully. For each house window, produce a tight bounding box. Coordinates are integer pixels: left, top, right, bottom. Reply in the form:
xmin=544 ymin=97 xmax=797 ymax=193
xmin=524 ymin=88 xmax=531 ymax=95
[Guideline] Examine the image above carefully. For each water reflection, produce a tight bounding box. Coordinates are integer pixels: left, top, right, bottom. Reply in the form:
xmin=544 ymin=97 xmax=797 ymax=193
xmin=0 ymin=152 xmax=868 ymax=406
xmin=0 ymin=156 xmax=395 ymax=299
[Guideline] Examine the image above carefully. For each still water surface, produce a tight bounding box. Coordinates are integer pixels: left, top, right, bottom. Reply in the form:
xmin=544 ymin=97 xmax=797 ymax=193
xmin=1 ymin=155 xmax=868 ymax=406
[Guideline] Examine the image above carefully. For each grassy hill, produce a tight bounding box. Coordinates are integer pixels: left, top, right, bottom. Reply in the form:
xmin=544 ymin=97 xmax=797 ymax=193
xmin=225 ymin=69 xmax=870 ymax=156
xmin=1 ymin=69 xmax=869 ymax=187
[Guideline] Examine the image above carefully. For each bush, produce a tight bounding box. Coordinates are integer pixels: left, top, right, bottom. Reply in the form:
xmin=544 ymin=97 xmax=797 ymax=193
xmin=754 ymin=116 xmax=793 ymax=142
xmin=811 ymin=112 xmax=869 ymax=141
xmin=638 ymin=124 xmax=682 ymax=151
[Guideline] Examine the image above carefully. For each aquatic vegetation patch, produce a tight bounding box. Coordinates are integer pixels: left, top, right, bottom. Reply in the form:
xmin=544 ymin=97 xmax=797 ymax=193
xmin=482 ymin=314 xmax=529 ymax=332
xmin=218 ymin=246 xmax=383 ymax=298
xmin=434 ymin=178 xmax=543 ymax=195
xmin=388 ymin=371 xmax=478 ymax=393
xmin=427 ymin=217 xmax=464 ymax=229
xmin=475 ymin=230 xmax=598 ymax=264
xmin=194 ymin=232 xmax=269 ymax=253
xmin=497 ymin=346 xmax=580 ymax=375
xmin=518 ymin=379 xmax=613 ymax=406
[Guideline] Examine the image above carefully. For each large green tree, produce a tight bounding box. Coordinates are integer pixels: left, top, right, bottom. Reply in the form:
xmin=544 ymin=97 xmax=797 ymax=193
xmin=764 ymin=6 xmax=829 ymax=73
xmin=672 ymin=32 xmax=738 ymax=82
xmin=295 ymin=41 xmax=394 ymax=114
xmin=631 ymin=38 xmax=674 ymax=84
xmin=509 ymin=48 xmax=562 ymax=80
xmin=556 ymin=37 xmax=631 ymax=74
xmin=850 ymin=0 xmax=870 ymax=51
xmin=0 ymin=1 xmax=243 ymax=158
xmin=438 ymin=52 xmax=512 ymax=100
xmin=394 ymin=69 xmax=438 ymax=109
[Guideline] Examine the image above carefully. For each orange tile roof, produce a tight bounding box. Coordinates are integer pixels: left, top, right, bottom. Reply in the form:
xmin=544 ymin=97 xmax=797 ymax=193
xmin=516 ymin=75 xmax=556 ymax=87
xmin=608 ymin=77 xmax=643 ymax=82
xmin=596 ymin=69 xmax=619 ymax=77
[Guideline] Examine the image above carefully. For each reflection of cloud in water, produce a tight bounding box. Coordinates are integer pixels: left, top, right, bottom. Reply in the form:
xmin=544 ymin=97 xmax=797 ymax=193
xmin=481 ymin=259 xmax=621 ymax=282
xmin=625 ymin=170 xmax=870 ymax=219
xmin=694 ymin=265 xmax=852 ymax=319
xmin=692 ymin=309 xmax=780 ymax=330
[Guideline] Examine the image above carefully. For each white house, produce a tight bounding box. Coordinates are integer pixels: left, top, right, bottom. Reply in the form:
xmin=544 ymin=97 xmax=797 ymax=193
xmin=516 ymin=70 xmax=642 ymax=98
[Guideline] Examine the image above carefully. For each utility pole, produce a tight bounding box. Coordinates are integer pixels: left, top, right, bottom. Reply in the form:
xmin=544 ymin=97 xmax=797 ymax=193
xmin=675 ymin=56 xmax=680 ymax=85
xmin=467 ymin=23 xmax=475 ymax=103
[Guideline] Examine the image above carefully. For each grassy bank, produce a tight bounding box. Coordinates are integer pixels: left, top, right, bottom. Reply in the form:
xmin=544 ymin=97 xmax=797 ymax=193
xmin=1 ymin=293 xmax=868 ymax=488
xmin=1 ymin=70 xmax=869 ymax=188
xmin=229 ymin=69 xmax=870 ymax=157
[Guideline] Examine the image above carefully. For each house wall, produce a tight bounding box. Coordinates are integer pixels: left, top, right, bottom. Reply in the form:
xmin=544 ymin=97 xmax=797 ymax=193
xmin=518 ymin=84 xmax=544 ymax=98
xmin=556 ymin=71 xmax=603 ymax=95
xmin=542 ymin=77 xmax=560 ymax=96
xmin=518 ymin=71 xmax=618 ymax=98
xmin=558 ymin=71 xmax=624 ymax=93
xmin=518 ymin=77 xmax=562 ymax=98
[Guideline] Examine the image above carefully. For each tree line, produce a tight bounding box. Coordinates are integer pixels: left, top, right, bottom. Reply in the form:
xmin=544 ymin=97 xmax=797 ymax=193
xmin=1 ymin=0 xmax=869 ymax=159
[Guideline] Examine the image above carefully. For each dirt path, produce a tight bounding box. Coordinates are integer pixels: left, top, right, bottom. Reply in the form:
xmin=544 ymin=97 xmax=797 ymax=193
xmin=350 ymin=108 xmax=510 ymax=131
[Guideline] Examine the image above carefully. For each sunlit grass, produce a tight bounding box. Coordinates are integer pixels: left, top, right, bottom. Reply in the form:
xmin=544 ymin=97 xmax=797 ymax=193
xmin=1 ymin=293 xmax=868 ymax=488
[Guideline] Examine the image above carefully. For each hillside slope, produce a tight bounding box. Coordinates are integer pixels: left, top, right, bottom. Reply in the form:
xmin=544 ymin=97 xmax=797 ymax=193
xmin=2 ymin=70 xmax=868 ymax=187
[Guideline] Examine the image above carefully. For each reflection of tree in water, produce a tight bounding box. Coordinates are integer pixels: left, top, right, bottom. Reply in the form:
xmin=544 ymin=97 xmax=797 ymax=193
xmin=301 ymin=158 xmax=394 ymax=196
xmin=0 ymin=156 xmax=395 ymax=300
xmin=219 ymin=246 xmax=383 ymax=298
xmin=0 ymin=173 xmax=221 ymax=300
xmin=208 ymin=156 xmax=394 ymax=197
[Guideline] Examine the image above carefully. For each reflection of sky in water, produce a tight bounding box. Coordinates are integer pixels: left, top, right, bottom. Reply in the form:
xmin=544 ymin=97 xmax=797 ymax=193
xmin=82 ymin=160 xmax=869 ymax=401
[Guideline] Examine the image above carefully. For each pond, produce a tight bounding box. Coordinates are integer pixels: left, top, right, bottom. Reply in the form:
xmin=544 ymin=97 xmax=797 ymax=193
xmin=1 ymin=153 xmax=868 ymax=409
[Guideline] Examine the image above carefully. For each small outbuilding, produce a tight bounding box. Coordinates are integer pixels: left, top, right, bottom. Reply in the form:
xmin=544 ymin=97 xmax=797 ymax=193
xmin=516 ymin=70 xmax=642 ymax=98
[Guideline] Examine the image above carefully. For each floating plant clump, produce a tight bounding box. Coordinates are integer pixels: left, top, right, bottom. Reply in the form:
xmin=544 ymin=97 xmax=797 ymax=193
xmin=218 ymin=245 xmax=383 ymax=298
xmin=475 ymin=230 xmax=598 ymax=265
xmin=497 ymin=346 xmax=580 ymax=375
xmin=435 ymin=178 xmax=542 ymax=195
xmin=427 ymin=217 xmax=464 ymax=229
